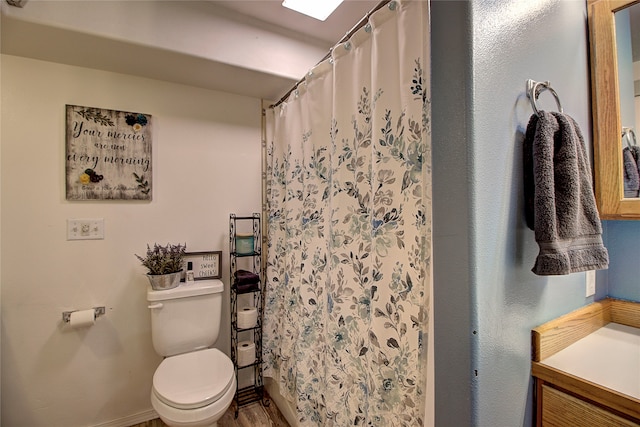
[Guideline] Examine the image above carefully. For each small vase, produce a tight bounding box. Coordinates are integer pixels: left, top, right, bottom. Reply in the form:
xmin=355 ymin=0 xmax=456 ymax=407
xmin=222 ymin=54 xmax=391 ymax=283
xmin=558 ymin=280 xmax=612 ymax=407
xmin=147 ymin=270 xmax=182 ymax=290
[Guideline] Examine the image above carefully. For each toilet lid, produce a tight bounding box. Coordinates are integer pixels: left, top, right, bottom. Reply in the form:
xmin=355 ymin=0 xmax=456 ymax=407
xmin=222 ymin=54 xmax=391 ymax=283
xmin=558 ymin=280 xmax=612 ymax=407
xmin=153 ymin=348 xmax=234 ymax=410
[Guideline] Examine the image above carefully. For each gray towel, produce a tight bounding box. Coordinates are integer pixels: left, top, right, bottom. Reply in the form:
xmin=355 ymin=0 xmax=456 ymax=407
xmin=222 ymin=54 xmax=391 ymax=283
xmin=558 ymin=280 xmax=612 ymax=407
xmin=623 ymin=146 xmax=639 ymax=198
xmin=631 ymin=145 xmax=640 ymax=193
xmin=523 ymin=111 xmax=609 ymax=275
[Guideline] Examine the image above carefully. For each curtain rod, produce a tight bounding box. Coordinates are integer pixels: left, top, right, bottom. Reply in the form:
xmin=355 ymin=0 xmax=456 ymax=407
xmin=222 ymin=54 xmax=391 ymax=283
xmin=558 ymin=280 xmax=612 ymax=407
xmin=270 ymin=0 xmax=392 ymax=109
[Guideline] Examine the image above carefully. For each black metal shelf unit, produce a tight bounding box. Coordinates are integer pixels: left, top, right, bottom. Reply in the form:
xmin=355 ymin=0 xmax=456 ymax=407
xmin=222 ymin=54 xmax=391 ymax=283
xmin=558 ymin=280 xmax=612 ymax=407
xmin=229 ymin=213 xmax=264 ymax=415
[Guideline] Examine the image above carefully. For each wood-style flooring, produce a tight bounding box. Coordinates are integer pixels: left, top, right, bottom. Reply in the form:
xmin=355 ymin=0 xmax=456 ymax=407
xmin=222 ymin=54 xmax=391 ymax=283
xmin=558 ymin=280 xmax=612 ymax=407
xmin=130 ymin=395 xmax=290 ymax=427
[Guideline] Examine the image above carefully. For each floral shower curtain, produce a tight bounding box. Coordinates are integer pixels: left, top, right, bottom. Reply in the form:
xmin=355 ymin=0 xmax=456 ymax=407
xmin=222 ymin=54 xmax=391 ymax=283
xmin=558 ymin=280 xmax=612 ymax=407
xmin=263 ymin=1 xmax=431 ymax=425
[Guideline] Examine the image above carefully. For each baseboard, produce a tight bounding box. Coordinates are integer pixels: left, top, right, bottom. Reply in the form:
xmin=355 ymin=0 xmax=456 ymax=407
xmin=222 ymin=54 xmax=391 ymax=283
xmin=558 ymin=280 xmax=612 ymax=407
xmin=91 ymin=409 xmax=159 ymax=427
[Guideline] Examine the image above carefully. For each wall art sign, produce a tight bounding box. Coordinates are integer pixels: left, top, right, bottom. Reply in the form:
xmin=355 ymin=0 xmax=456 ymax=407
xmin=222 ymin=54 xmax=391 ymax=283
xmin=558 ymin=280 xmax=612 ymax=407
xmin=65 ymin=104 xmax=152 ymax=200
xmin=182 ymin=251 xmax=222 ymax=281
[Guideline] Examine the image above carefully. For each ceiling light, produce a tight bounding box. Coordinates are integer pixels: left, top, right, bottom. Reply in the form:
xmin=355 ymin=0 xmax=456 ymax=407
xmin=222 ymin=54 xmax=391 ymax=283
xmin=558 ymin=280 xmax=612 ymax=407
xmin=282 ymin=0 xmax=344 ymax=21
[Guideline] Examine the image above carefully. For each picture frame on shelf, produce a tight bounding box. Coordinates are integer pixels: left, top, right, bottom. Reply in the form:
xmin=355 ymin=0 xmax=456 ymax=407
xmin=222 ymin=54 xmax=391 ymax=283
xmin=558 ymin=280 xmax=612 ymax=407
xmin=182 ymin=251 xmax=222 ymax=281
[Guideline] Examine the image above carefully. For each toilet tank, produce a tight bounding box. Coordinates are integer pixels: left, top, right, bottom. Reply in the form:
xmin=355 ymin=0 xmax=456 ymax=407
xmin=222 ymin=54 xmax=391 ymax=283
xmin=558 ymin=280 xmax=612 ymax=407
xmin=147 ymin=279 xmax=224 ymax=357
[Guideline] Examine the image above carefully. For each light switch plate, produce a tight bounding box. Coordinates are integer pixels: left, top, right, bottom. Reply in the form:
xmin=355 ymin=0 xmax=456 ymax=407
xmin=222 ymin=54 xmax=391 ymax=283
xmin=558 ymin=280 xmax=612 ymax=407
xmin=586 ymin=270 xmax=596 ymax=297
xmin=67 ymin=218 xmax=104 ymax=240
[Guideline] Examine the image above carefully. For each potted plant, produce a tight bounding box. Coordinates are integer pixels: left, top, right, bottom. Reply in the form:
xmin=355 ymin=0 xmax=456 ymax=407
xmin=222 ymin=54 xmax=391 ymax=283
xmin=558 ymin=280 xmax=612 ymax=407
xmin=135 ymin=243 xmax=186 ymax=290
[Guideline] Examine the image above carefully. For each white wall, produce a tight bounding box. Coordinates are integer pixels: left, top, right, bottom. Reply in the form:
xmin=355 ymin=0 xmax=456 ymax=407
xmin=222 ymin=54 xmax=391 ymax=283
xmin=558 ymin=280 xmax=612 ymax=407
xmin=1 ymin=54 xmax=262 ymax=427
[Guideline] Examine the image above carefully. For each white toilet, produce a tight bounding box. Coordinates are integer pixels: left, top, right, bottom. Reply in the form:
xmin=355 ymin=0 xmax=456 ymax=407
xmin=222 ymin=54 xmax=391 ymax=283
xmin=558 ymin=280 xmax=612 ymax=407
xmin=147 ymin=279 xmax=236 ymax=427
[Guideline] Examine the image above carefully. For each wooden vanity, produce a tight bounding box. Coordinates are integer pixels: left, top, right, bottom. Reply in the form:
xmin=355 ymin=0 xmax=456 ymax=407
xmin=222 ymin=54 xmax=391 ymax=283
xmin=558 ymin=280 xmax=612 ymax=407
xmin=531 ymin=298 xmax=640 ymax=426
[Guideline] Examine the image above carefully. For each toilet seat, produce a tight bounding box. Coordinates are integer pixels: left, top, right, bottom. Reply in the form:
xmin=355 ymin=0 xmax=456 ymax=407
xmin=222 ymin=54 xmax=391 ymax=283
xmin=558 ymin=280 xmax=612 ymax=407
xmin=153 ymin=348 xmax=234 ymax=410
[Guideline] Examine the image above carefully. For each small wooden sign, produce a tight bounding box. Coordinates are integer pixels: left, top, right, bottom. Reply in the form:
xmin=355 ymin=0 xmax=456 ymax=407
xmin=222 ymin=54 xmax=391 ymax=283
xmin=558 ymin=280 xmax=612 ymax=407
xmin=65 ymin=104 xmax=152 ymax=200
xmin=183 ymin=251 xmax=223 ymax=281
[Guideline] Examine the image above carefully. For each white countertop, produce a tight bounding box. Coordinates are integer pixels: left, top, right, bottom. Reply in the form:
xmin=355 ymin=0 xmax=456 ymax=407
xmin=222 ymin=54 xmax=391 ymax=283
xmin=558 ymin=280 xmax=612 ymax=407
xmin=542 ymin=323 xmax=640 ymax=399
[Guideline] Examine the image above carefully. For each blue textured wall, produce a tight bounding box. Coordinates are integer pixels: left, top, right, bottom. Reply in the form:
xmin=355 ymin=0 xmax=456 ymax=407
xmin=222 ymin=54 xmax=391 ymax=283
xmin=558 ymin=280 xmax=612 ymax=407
xmin=432 ymin=1 xmax=473 ymax=424
xmin=604 ymin=221 xmax=640 ymax=301
xmin=432 ymin=1 xmax=603 ymax=426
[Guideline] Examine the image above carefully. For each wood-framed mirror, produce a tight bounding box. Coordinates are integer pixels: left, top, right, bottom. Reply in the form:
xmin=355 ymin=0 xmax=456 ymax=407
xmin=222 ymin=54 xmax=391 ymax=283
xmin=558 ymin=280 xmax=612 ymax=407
xmin=589 ymin=0 xmax=640 ymax=219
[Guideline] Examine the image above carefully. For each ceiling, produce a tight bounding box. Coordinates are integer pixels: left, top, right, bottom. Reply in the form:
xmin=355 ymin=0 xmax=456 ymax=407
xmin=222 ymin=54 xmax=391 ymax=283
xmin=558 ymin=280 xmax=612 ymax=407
xmin=214 ymin=0 xmax=381 ymax=46
xmin=1 ymin=0 xmax=382 ymax=100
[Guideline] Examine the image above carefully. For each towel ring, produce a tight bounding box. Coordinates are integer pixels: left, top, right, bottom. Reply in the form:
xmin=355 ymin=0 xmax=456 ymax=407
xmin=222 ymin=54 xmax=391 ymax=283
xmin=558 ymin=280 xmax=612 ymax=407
xmin=526 ymin=79 xmax=563 ymax=116
xmin=622 ymin=127 xmax=637 ymax=147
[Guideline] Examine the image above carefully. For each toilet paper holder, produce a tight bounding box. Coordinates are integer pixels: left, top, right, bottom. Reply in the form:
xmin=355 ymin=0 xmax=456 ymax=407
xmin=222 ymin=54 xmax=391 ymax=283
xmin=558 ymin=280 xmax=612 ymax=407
xmin=62 ymin=306 xmax=105 ymax=323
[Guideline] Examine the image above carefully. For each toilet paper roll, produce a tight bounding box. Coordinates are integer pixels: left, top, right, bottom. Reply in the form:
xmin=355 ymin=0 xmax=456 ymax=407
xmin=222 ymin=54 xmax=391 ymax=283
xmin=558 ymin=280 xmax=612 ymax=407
xmin=69 ymin=309 xmax=95 ymax=328
xmin=237 ymin=341 xmax=256 ymax=367
xmin=237 ymin=306 xmax=258 ymax=329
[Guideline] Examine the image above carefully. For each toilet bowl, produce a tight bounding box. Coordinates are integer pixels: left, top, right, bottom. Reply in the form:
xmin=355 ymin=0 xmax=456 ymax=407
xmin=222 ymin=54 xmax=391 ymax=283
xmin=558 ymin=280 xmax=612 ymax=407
xmin=151 ymin=348 xmax=236 ymax=427
xmin=147 ymin=280 xmax=235 ymax=426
